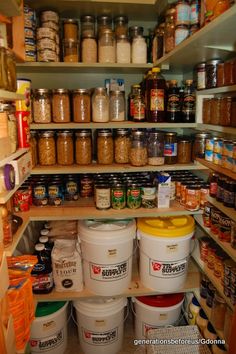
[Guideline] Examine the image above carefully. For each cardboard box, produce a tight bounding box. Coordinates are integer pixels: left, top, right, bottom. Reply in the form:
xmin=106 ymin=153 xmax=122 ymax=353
xmin=157 ymin=173 xmax=171 ymax=209
xmin=9 ymin=151 xmax=31 ymax=185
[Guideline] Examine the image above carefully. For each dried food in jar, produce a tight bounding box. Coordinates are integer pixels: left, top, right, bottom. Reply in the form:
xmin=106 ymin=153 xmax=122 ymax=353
xmin=73 ymin=89 xmax=91 ymax=123
xmin=63 ymin=19 xmax=78 ymax=40
xmin=56 ymin=131 xmax=74 ymax=165
xmin=164 ymin=132 xmax=177 ymax=164
xmin=37 ymin=38 xmax=57 ymax=52
xmin=196 ymin=62 xmax=206 ymax=90
xmin=92 ymin=87 xmax=109 ymax=122
xmin=210 ymin=97 xmax=222 ymax=125
xmin=206 ymin=59 xmax=223 ymax=89
xmin=177 ymin=138 xmax=192 ymax=163
xmin=114 ymin=129 xmax=130 ymax=164
xmin=81 ymin=36 xmax=97 ymax=63
xmin=97 ymin=129 xmax=114 ymax=164
xmin=33 ymin=89 xmax=52 ymax=123
xmin=75 ymin=130 xmax=92 ymax=165
xmin=63 ymin=39 xmax=79 ymax=62
xmin=81 ymin=15 xmax=95 ymax=38
xmin=38 ymin=131 xmax=56 ymax=166
xmin=192 ymin=132 xmax=211 ymax=160
xmin=52 ymin=89 xmax=71 ymax=123
xmin=109 ymin=90 xmax=125 ymax=121
xmin=114 ymin=15 xmax=128 ymax=37
xmin=224 ymin=60 xmax=234 ymax=86
xmin=217 ymin=63 xmax=225 ymax=87
xmin=116 ymin=35 xmax=130 ymax=63
xmin=147 ymin=130 xmax=164 ymax=166
xmin=98 ymin=29 xmax=116 ymax=63
xmin=36 ymin=27 xmax=57 ymax=41
xmin=219 ymin=97 xmax=232 ymax=126
xmin=130 ymin=131 xmax=147 ymax=166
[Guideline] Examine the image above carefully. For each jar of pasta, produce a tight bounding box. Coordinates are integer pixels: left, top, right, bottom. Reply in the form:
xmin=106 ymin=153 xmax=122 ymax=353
xmin=75 ymin=130 xmax=92 ymax=165
xmin=30 ymin=130 xmax=38 ymax=168
xmin=52 ymin=89 xmax=71 ymax=123
xmin=33 ymin=89 xmax=52 ymax=123
xmin=114 ymin=128 xmax=130 ymax=164
xmin=38 ymin=131 xmax=56 ymax=165
xmin=56 ymin=130 xmax=74 ymax=165
xmin=130 ymin=130 xmax=147 ymax=166
xmin=97 ymin=129 xmax=114 ymax=164
xmin=73 ymin=89 xmax=91 ymax=122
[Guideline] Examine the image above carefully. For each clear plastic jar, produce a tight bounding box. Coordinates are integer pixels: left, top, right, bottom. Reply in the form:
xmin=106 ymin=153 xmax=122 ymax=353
xmin=97 ymin=15 xmax=112 ymax=37
xmin=81 ymin=15 xmax=95 ymax=38
xmin=63 ymin=19 xmax=78 ymax=40
xmin=131 ymin=35 xmax=147 ymax=64
xmin=130 ymin=130 xmax=147 ymax=166
xmin=75 ymin=130 xmax=92 ymax=165
xmin=33 ymin=89 xmax=52 ymax=123
xmin=81 ymin=34 xmax=97 ymax=63
xmin=98 ymin=29 xmax=116 ymax=63
xmin=116 ymin=35 xmax=131 ymax=63
xmin=38 ymin=131 xmax=56 ymax=165
xmin=147 ymin=130 xmax=165 ymax=166
xmin=97 ymin=129 xmax=114 ymax=164
xmin=73 ymin=89 xmax=91 ymax=122
xmin=52 ymin=89 xmax=71 ymax=123
xmin=109 ymin=90 xmax=126 ymax=121
xmin=56 ymin=130 xmax=74 ymax=165
xmin=30 ymin=130 xmax=38 ymax=168
xmin=114 ymin=128 xmax=131 ymax=164
xmin=92 ymin=87 xmax=109 ymax=122
xmin=114 ymin=15 xmax=128 ymax=37
xmin=63 ymin=39 xmax=79 ymax=62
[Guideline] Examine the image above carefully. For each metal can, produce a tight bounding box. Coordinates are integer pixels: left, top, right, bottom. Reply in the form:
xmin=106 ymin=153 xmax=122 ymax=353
xmin=213 ymin=138 xmax=223 ymax=154
xmin=214 ymin=250 xmax=226 ymax=278
xmin=199 ymin=236 xmax=210 ymax=262
xmin=203 ymin=202 xmax=212 ymax=228
xmin=210 ymin=207 xmax=221 ymax=235
xmin=15 ymin=111 xmax=30 ymax=148
xmin=33 ymin=179 xmax=48 ymax=206
xmin=206 ymin=283 xmax=216 ymax=308
xmin=219 ymin=213 xmax=231 ymax=242
xmin=223 ymin=179 xmax=235 ymax=208
xmin=205 ymin=150 xmax=213 ymax=162
xmin=223 ymin=140 xmax=234 ymax=157
xmin=141 ymin=183 xmax=156 ymax=209
xmin=200 ymin=183 xmax=209 ymax=209
xmin=213 ymin=152 xmax=222 ymax=165
xmin=15 ymin=78 xmax=32 ymax=115
xmin=64 ymin=175 xmax=79 ymax=201
xmin=127 ymin=183 xmax=141 ymax=209
xmin=48 ymin=179 xmax=63 ymax=206
xmin=80 ymin=175 xmax=93 ymax=198
xmin=185 ymin=183 xmax=201 ymax=211
xmin=95 ymin=183 xmax=111 ymax=210
xmin=111 ymin=183 xmax=126 ymax=210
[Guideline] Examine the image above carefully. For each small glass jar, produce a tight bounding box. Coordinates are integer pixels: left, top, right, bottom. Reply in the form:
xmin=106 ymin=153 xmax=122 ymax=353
xmin=63 ymin=19 xmax=78 ymax=40
xmin=98 ymin=29 xmax=116 ymax=63
xmin=175 ymin=0 xmax=191 ymax=26
xmin=224 ymin=60 xmax=234 ymax=86
xmin=109 ymin=90 xmax=126 ymax=121
xmin=0 ymin=101 xmax=17 ymax=153
xmin=114 ymin=15 xmax=128 ymax=37
xmin=210 ymin=97 xmax=222 ymax=125
xmin=164 ymin=132 xmax=177 ymax=164
xmin=38 ymin=131 xmax=56 ymax=166
xmin=52 ymin=89 xmax=71 ymax=123
xmin=75 ymin=130 xmax=92 ymax=165
xmin=97 ymin=129 xmax=114 ymax=164
xmin=63 ymin=39 xmax=79 ymax=62
xmin=116 ymin=35 xmax=131 ymax=63
xmin=73 ymin=89 xmax=91 ymax=122
xmin=80 ymin=15 xmax=95 ymax=38
xmin=33 ymin=89 xmax=52 ymax=123
xmin=196 ymin=62 xmax=206 ymax=90
xmin=92 ymin=87 xmax=109 ymax=122
xmin=81 ymin=34 xmax=97 ymax=63
xmin=97 ymin=15 xmax=112 ymax=37
xmin=147 ymin=130 xmax=165 ymax=166
xmin=56 ymin=130 xmax=74 ymax=165
xmin=206 ymin=59 xmax=223 ymax=88
xmin=133 ymin=88 xmax=145 ymax=122
xmin=131 ymin=35 xmax=147 ymax=64
xmin=30 ymin=130 xmax=38 ymax=168
xmin=130 ymin=130 xmax=147 ymax=167
xmin=177 ymin=137 xmax=192 ymax=163
xmin=114 ymin=128 xmax=130 ymax=164
xmin=220 ymin=97 xmax=232 ymax=126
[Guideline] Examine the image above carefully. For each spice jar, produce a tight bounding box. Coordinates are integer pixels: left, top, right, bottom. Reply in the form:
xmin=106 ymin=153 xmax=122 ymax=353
xmin=164 ymin=7 xmax=175 ymax=54
xmin=130 ymin=130 xmax=147 ymax=166
xmin=131 ymin=35 xmax=147 ymax=64
xmin=114 ymin=15 xmax=128 ymax=37
xmin=52 ymin=89 xmax=71 ymax=123
xmin=80 ymin=15 xmax=95 ymax=38
xmin=147 ymin=130 xmax=165 ymax=166
xmin=177 ymin=137 xmax=192 ymax=163
xmin=109 ymin=90 xmax=126 ymax=121
xmin=114 ymin=128 xmax=130 ymax=164
xmin=75 ymin=130 xmax=92 ymax=165
xmin=116 ymin=35 xmax=131 ymax=63
xmin=211 ymin=293 xmax=226 ymax=330
xmin=164 ymin=132 xmax=177 ymax=164
xmin=206 ymin=59 xmax=223 ymax=88
xmin=30 ymin=130 xmax=38 ymax=168
xmin=98 ymin=29 xmax=116 ymax=63
xmin=63 ymin=19 xmax=78 ymax=40
xmin=97 ymin=129 xmax=114 ymax=165
xmin=38 ymin=131 xmax=56 ymax=166
xmin=56 ymin=131 xmax=74 ymax=165
xmin=217 ymin=62 xmax=225 ymax=87
xmin=33 ymin=89 xmax=52 ymax=123
xmin=81 ymin=34 xmax=97 ymax=63
xmin=73 ymin=89 xmax=91 ymax=123
xmin=92 ymin=87 xmax=109 ymax=122
xmin=63 ymin=39 xmax=79 ymax=62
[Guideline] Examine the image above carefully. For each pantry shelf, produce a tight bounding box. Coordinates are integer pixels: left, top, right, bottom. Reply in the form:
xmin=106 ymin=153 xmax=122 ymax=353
xmin=0 ymin=173 xmax=31 ymax=204
xmin=0 ymin=148 xmax=29 ymax=168
xmin=0 ymin=90 xmax=24 ymax=101
xmin=4 ymin=215 xmax=29 ymax=256
xmin=207 ymin=196 xmax=236 ymax=222
xmin=196 ymin=158 xmax=236 ymax=180
xmin=194 ymin=214 xmax=236 ymax=263
xmin=196 ymin=85 xmax=236 ymax=95
xmin=196 ymin=124 xmax=236 ymax=135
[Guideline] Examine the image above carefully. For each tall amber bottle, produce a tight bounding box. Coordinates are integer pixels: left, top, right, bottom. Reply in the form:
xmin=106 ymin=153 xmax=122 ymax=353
xmin=147 ymin=67 xmax=166 ymax=122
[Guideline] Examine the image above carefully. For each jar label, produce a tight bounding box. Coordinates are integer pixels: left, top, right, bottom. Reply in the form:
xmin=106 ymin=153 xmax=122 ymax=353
xmin=66 ymin=181 xmax=78 ymax=196
xmin=34 ymin=185 xmax=47 ymax=199
xmin=127 ymin=188 xmax=141 ymax=209
xmin=90 ymin=260 xmax=129 ymax=281
xmin=149 ymin=258 xmax=187 ymax=278
xmin=164 ymin=143 xmax=177 ymax=156
xmin=150 ymin=89 xmax=164 ymax=111
xmin=197 ymin=71 xmax=206 ymax=89
xmin=112 ymin=188 xmax=126 ymax=209
xmin=133 ymin=100 xmax=145 ymax=119
xmin=82 ymin=327 xmax=118 ymax=346
xmin=167 ymin=94 xmax=180 ymax=112
xmin=95 ymin=188 xmax=111 ymax=209
xmin=185 ymin=189 xmax=200 ymax=211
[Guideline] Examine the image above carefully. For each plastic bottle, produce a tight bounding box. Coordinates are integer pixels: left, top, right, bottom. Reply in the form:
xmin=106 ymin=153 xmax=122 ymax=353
xmin=39 ymin=235 xmax=54 ymax=256
xmin=147 ymin=67 xmax=166 ymax=122
xmin=188 ymin=296 xmax=200 ymax=325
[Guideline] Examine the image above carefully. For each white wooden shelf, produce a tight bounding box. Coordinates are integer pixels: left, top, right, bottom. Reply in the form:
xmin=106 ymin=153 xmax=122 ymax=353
xmin=0 ymin=90 xmax=24 ymax=101
xmin=0 ymin=148 xmax=29 ymax=168
xmin=196 ymin=124 xmax=236 ymax=135
xmin=196 ymin=84 xmax=236 ymax=95
xmin=0 ymin=0 xmax=21 ymax=17
xmin=196 ymin=158 xmax=236 ymax=180
xmin=207 ymin=196 xmax=236 ymax=222
xmin=0 ymin=173 xmax=31 ymax=204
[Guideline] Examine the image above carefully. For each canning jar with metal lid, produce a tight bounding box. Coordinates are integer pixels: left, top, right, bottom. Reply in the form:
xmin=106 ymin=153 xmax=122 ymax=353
xmin=202 ymin=98 xmax=211 ymax=124
xmin=63 ymin=39 xmax=79 ymax=62
xmin=129 ymin=26 xmax=144 ymax=40
xmin=97 ymin=15 xmax=112 ymax=37
xmin=130 ymin=130 xmax=147 ymax=166
xmin=38 ymin=131 xmax=56 ymax=165
xmin=114 ymin=15 xmax=128 ymax=37
xmin=147 ymin=130 xmax=164 ymax=166
xmin=114 ymin=128 xmax=130 ymax=164
xmin=52 ymin=89 xmax=71 ymax=123
xmin=109 ymin=90 xmax=126 ymax=121
xmin=56 ymin=130 xmax=74 ymax=165
xmin=164 ymin=7 xmax=175 ymax=54
xmin=73 ymin=89 xmax=91 ymax=122
xmin=80 ymin=15 xmax=95 ymax=38
xmin=192 ymin=132 xmax=212 ymax=160
xmin=206 ymin=59 xmax=223 ymax=88
xmin=177 ymin=137 xmax=192 ymax=163
xmin=81 ymin=33 xmax=97 ymax=63
xmin=33 ymin=89 xmax=52 ymax=123
xmin=63 ymin=19 xmax=78 ymax=40
xmin=98 ymin=29 xmax=116 ymax=63
xmin=220 ymin=97 xmax=232 ymax=126
xmin=5 ymin=49 xmax=17 ymax=92
xmin=164 ymin=132 xmax=177 ymax=164
xmin=75 ymin=130 xmax=92 ymax=165
xmin=210 ymin=97 xmax=222 ymax=125
xmin=92 ymin=87 xmax=109 ymax=122
xmin=97 ymin=129 xmax=114 ymax=164
xmin=0 ymin=101 xmax=17 ymax=153
xmin=116 ymin=35 xmax=131 ymax=64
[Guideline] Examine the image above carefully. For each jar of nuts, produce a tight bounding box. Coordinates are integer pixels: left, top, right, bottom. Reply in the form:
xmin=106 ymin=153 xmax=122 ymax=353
xmin=38 ymin=131 xmax=56 ymax=165
xmin=52 ymin=89 xmax=71 ymax=123
xmin=56 ymin=130 xmax=74 ymax=165
xmin=130 ymin=130 xmax=147 ymax=166
xmin=114 ymin=128 xmax=130 ymax=164
xmin=97 ymin=129 xmax=114 ymax=164
xmin=75 ymin=130 xmax=92 ymax=165
xmin=33 ymin=89 xmax=52 ymax=123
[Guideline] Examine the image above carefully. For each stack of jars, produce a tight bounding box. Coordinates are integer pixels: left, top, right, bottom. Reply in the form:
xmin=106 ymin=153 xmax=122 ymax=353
xmin=208 ymin=172 xmax=236 ymax=209
xmin=62 ymin=18 xmax=79 ymax=62
xmin=202 ymin=96 xmax=236 ymax=127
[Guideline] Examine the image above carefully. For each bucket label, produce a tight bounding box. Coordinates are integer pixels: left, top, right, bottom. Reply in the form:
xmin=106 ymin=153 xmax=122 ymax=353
xmin=30 ymin=329 xmax=64 ymax=352
xmin=82 ymin=327 xmax=118 ymax=346
xmin=149 ymin=258 xmax=187 ymax=278
xmin=89 ymin=260 xmax=129 ymax=282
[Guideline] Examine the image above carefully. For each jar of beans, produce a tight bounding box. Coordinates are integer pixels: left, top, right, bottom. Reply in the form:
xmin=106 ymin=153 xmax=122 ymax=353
xmin=33 ymin=89 xmax=52 ymax=123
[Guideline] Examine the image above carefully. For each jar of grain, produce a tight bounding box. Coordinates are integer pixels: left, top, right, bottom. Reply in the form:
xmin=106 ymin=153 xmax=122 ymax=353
xmin=130 ymin=130 xmax=147 ymax=166
xmin=114 ymin=15 xmax=128 ymax=37
xmin=63 ymin=19 xmax=78 ymax=41
xmin=38 ymin=131 xmax=56 ymax=165
xmin=73 ymin=89 xmax=91 ymax=122
xmin=63 ymin=39 xmax=79 ymax=62
xmin=92 ymin=87 xmax=109 ymax=122
xmin=80 ymin=15 xmax=95 ymax=38
xmin=81 ymin=34 xmax=97 ymax=63
xmin=114 ymin=128 xmax=130 ymax=164
xmin=131 ymin=35 xmax=147 ymax=64
xmin=116 ymin=35 xmax=130 ymax=63
xmin=30 ymin=130 xmax=38 ymax=168
xmin=52 ymin=89 xmax=71 ymax=123
xmin=33 ymin=89 xmax=52 ymax=123
xmin=147 ymin=130 xmax=164 ymax=166
xmin=177 ymin=137 xmax=192 ymax=163
xmin=97 ymin=15 xmax=112 ymax=37
xmin=75 ymin=130 xmax=92 ymax=165
xmin=97 ymin=129 xmax=114 ymax=164
xmin=98 ymin=29 xmax=116 ymax=63
xmin=109 ymin=90 xmax=126 ymax=121
xmin=56 ymin=131 xmax=74 ymax=165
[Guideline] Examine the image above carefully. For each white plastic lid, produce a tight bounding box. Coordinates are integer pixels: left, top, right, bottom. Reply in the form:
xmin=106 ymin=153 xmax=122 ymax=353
xmin=39 ymin=236 xmax=49 ymax=243
xmin=35 ymin=243 xmax=45 ymax=251
xmin=73 ymin=297 xmax=127 ymax=316
xmin=40 ymin=229 xmax=49 ymax=236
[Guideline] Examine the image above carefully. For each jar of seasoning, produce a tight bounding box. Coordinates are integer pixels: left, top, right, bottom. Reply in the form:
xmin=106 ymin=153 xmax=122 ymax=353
xmin=130 ymin=130 xmax=147 ymax=167
xmin=80 ymin=15 xmax=95 ymax=38
xmin=75 ymin=130 xmax=92 ymax=165
xmin=114 ymin=15 xmax=128 ymax=37
xmin=131 ymin=35 xmax=147 ymax=64
xmin=164 ymin=7 xmax=175 ymax=54
xmin=133 ymin=88 xmax=146 ymax=122
xmin=203 ymin=322 xmax=217 ymax=341
xmin=80 ymin=174 xmax=93 ymax=198
xmin=38 ymin=131 xmax=56 ymax=166
xmin=192 ymin=132 xmax=212 ymax=160
xmin=114 ymin=129 xmax=130 ymax=164
xmin=64 ymin=175 xmax=79 ymax=201
xmin=63 ymin=39 xmax=79 ymax=62
xmin=175 ymin=25 xmax=189 ymax=46
xmin=92 ymin=87 xmax=109 ymax=122
xmin=206 ymin=59 xmax=223 ymax=88
xmin=217 ymin=62 xmax=225 ymax=87
xmin=56 ymin=131 xmax=74 ymax=166
xmin=127 ymin=182 xmax=142 ymax=209
xmin=196 ymin=309 xmax=208 ymax=335
xmin=30 ymin=130 xmax=38 ymax=168
xmin=33 ymin=89 xmax=52 ymax=123
xmin=109 ymin=90 xmax=126 ymax=121
xmin=95 ymin=183 xmax=111 ymax=210
xmin=98 ymin=29 xmax=116 ymax=63
xmin=185 ymin=183 xmax=201 ymax=211
xmin=164 ymin=132 xmax=177 ymax=164
xmin=128 ymin=84 xmax=141 ymax=120
xmin=116 ymin=35 xmax=131 ymax=63
xmin=52 ymin=89 xmax=71 ymax=123
xmin=63 ymin=19 xmax=78 ymax=41
xmin=211 ymin=293 xmax=226 ymax=331
xmin=202 ymin=98 xmax=211 ymax=124
xmin=97 ymin=129 xmax=114 ymax=165
xmin=177 ymin=138 xmax=192 ymax=163
xmin=81 ymin=34 xmax=97 ymax=63
xmin=196 ymin=62 xmax=206 ymax=90
xmin=175 ymin=0 xmax=190 ymax=26
xmin=97 ymin=15 xmax=112 ymax=37
xmin=209 ymin=172 xmax=218 ymax=198
xmin=147 ymin=130 xmax=165 ymax=166
xmin=111 ymin=183 xmax=126 ymax=209
xmin=72 ymin=89 xmax=91 ymax=123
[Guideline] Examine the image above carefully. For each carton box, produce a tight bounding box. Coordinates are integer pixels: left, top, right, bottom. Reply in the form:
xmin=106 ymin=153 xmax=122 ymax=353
xmin=9 ymin=151 xmax=31 ymax=185
xmin=157 ymin=173 xmax=171 ymax=209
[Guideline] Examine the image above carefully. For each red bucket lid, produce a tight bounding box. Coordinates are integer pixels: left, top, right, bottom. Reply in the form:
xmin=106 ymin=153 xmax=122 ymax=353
xmin=136 ymin=293 xmax=184 ymax=307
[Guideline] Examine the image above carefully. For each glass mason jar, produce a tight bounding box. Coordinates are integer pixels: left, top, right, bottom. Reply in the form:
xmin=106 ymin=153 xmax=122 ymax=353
xmin=97 ymin=129 xmax=114 ymax=164
xmin=5 ymin=49 xmax=17 ymax=92
xmin=80 ymin=15 xmax=95 ymax=38
xmin=33 ymin=89 xmax=52 ymax=123
xmin=63 ymin=19 xmax=78 ymax=41
xmin=129 ymin=26 xmax=144 ymax=41
xmin=109 ymin=90 xmax=126 ymax=121
xmin=206 ymin=59 xmax=223 ymax=88
xmin=164 ymin=132 xmax=177 ymax=164
xmin=130 ymin=130 xmax=147 ymax=166
xmin=81 ymin=34 xmax=97 ymax=63
xmin=63 ymin=39 xmax=79 ymax=62
xmin=75 ymin=130 xmax=92 ymax=165
xmin=131 ymin=35 xmax=147 ymax=64
xmin=52 ymin=89 xmax=71 ymax=123
xmin=98 ymin=29 xmax=116 ymax=63
xmin=38 ymin=131 xmax=56 ymax=166
xmin=116 ymin=35 xmax=131 ymax=63
xmin=97 ymin=15 xmax=112 ymax=37
xmin=192 ymin=132 xmax=212 ymax=160
xmin=92 ymin=87 xmax=109 ymax=122
xmin=114 ymin=15 xmax=128 ymax=37
xmin=30 ymin=130 xmax=38 ymax=168
xmin=177 ymin=137 xmax=192 ymax=163
xmin=114 ymin=128 xmax=131 ymax=164
xmin=147 ymin=130 xmax=165 ymax=166
xmin=164 ymin=7 xmax=176 ymax=54
xmin=72 ymin=89 xmax=91 ymax=122
xmin=0 ymin=101 xmax=17 ymax=153
xmin=56 ymin=130 xmax=74 ymax=165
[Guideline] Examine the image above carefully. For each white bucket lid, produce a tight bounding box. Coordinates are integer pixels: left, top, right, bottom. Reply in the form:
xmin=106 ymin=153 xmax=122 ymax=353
xmin=78 ymin=219 xmax=136 ymax=243
xmin=73 ymin=297 xmax=127 ymax=316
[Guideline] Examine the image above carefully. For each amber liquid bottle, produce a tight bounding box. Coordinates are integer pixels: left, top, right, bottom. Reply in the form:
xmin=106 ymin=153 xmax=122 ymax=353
xmin=147 ymin=67 xmax=166 ymax=122
xmin=167 ymin=79 xmax=181 ymax=122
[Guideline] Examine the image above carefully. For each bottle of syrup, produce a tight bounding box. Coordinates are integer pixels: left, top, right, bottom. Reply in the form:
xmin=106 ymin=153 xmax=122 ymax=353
xmin=167 ymin=79 xmax=181 ymax=122
xmin=147 ymin=67 xmax=166 ymax=122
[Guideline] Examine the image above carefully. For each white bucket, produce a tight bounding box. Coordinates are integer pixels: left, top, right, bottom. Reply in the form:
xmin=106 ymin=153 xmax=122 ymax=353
xmin=137 ymin=216 xmax=195 ymax=292
xmin=73 ymin=297 xmax=127 ymax=354
xmin=78 ymin=219 xmax=136 ymax=296
xmin=30 ymin=301 xmax=68 ymax=354
xmin=133 ymin=293 xmax=184 ymax=339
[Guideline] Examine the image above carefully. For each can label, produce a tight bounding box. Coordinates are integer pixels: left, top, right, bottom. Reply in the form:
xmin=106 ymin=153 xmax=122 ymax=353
xmin=48 ymin=185 xmax=63 ymax=206
xmin=213 ymin=153 xmax=222 ymax=165
xmin=95 ymin=188 xmax=111 ymax=209
xmin=205 ymin=150 xmax=213 ymax=162
xmin=127 ymin=187 xmax=141 ymax=209
xmin=33 ymin=185 xmax=48 ymax=206
xmin=111 ymin=188 xmax=126 ymax=209
xmin=164 ymin=143 xmax=177 ymax=157
xmin=149 ymin=258 xmax=187 ymax=278
xmin=30 ymin=329 xmax=64 ymax=352
xmin=210 ymin=208 xmax=221 ymax=235
xmin=16 ymin=111 xmax=30 ymax=148
xmin=82 ymin=327 xmax=118 ymax=346
xmin=16 ymin=79 xmax=32 ymax=113
xmin=150 ymin=89 xmax=164 ymax=111
xmin=185 ymin=188 xmax=200 ymax=211
xmin=65 ymin=180 xmax=79 ymax=201
xmin=219 ymin=215 xmax=231 ymax=242
xmin=89 ymin=260 xmax=129 ymax=282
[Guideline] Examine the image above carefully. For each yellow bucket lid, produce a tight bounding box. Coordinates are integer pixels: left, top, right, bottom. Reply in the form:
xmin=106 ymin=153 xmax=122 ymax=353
xmin=137 ymin=216 xmax=195 ymax=237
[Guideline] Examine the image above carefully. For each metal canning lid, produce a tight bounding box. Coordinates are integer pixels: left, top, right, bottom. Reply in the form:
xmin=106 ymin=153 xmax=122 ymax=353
xmin=97 ymin=129 xmax=112 ymax=136
xmin=114 ymin=15 xmax=128 ymax=23
xmin=149 ymin=130 xmax=164 ymax=138
xmin=194 ymin=132 xmax=212 ymax=138
xmin=206 ymin=59 xmax=223 ymax=65
xmin=39 ymin=131 xmax=54 ymax=137
xmin=52 ymin=88 xmax=69 ymax=94
xmin=81 ymin=15 xmax=95 ymax=22
xmin=94 ymin=87 xmax=106 ymax=93
xmin=100 ymin=29 xmax=114 ymax=34
xmin=63 ymin=19 xmax=78 ymax=24
xmin=132 ymin=130 xmax=145 ymax=137
xmin=73 ymin=88 xmax=90 ymax=95
xmin=116 ymin=128 xmax=129 ymax=136
xmin=196 ymin=62 xmax=206 ymax=68
xmin=75 ymin=130 xmax=91 ymax=137
xmin=97 ymin=15 xmax=112 ymax=23
xmin=57 ymin=130 xmax=73 ymax=136
xmin=165 ymin=132 xmax=177 ymax=136
xmin=63 ymin=38 xmax=79 ymax=43
xmin=34 ymin=88 xmax=51 ymax=94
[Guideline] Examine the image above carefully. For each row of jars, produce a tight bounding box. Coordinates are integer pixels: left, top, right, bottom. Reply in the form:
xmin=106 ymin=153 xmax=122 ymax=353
xmin=204 ymin=137 xmax=236 ymax=172
xmin=202 ymin=96 xmax=236 ymax=127
xmin=208 ymin=172 xmax=236 ymax=209
xmin=0 ymin=47 xmax=17 ymax=92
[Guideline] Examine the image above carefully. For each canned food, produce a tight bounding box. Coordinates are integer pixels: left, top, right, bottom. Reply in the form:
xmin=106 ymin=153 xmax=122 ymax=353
xmin=41 ymin=20 xmax=59 ymax=32
xmin=213 ymin=250 xmax=225 ymax=278
xmin=95 ymin=184 xmax=111 ymax=210
xmin=185 ymin=184 xmax=201 ymax=211
xmin=141 ymin=184 xmax=156 ymax=209
xmin=111 ymin=183 xmax=126 ymax=209
xmin=64 ymin=175 xmax=79 ymax=201
xmin=33 ymin=180 xmax=48 ymax=206
xmin=213 ymin=152 xmax=222 ymax=165
xmin=40 ymin=10 xmax=59 ymax=23
xmin=13 ymin=188 xmax=31 ymax=212
xmin=210 ymin=207 xmax=221 ymax=235
xmin=199 ymin=236 xmax=210 ymax=262
xmin=223 ymin=140 xmax=234 ymax=157
xmin=219 ymin=214 xmax=231 ymax=242
xmin=127 ymin=183 xmax=141 ymax=209
xmin=213 ymin=138 xmax=223 ymax=154
xmin=48 ymin=180 xmax=63 ymax=206
xmin=205 ymin=150 xmax=213 ymax=162
xmin=80 ymin=175 xmax=93 ymax=198
xmin=37 ymin=49 xmax=57 ymax=62
xmin=37 ymin=38 xmax=57 ymax=51
xmin=225 ymin=157 xmax=234 ymax=170
xmin=37 ymin=27 xmax=57 ymax=41
xmin=200 ymin=183 xmax=209 ymax=209
xmin=203 ymin=202 xmax=212 ymax=228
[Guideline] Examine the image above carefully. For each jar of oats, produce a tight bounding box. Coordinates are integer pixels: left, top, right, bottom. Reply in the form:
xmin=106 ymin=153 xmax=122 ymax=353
xmin=114 ymin=128 xmax=130 ymax=164
xmin=38 ymin=131 xmax=56 ymax=165
xmin=75 ymin=130 xmax=92 ymax=165
xmin=72 ymin=89 xmax=91 ymax=122
xmin=56 ymin=130 xmax=74 ymax=165
xmin=130 ymin=130 xmax=147 ymax=166
xmin=52 ymin=89 xmax=71 ymax=123
xmin=81 ymin=34 xmax=97 ymax=63
xmin=97 ymin=129 xmax=114 ymax=164
xmin=33 ymin=89 xmax=52 ymax=123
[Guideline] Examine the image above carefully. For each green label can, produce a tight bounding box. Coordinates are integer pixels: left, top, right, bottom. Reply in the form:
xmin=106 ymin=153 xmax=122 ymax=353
xmin=127 ymin=183 xmax=141 ymax=209
xmin=111 ymin=184 xmax=126 ymax=209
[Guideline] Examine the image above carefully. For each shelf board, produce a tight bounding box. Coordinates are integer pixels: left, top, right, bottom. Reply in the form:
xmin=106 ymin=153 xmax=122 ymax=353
xmin=207 ymin=196 xmax=236 ymax=222
xmin=196 ymin=84 xmax=236 ymax=95
xmin=196 ymin=157 xmax=236 ymax=180
xmin=0 ymin=148 xmax=29 ymax=168
xmin=155 ymin=6 xmax=236 ymax=73
xmin=0 ymin=173 xmax=31 ymax=204
xmin=34 ymin=258 xmax=200 ymax=301
xmin=196 ymin=124 xmax=236 ymax=135
xmin=4 ymin=215 xmax=29 ymax=257
xmin=0 ymin=90 xmax=24 ymax=101
xmin=0 ymin=0 xmax=21 ymax=17
xmin=31 ymin=161 xmax=207 ymax=175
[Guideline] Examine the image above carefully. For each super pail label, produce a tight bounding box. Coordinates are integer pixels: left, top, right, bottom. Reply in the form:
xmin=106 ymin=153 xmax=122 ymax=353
xmin=82 ymin=327 xmax=118 ymax=346
xmin=89 ymin=260 xmax=129 ymax=282
xmin=149 ymin=258 xmax=187 ymax=278
xmin=30 ymin=329 xmax=64 ymax=352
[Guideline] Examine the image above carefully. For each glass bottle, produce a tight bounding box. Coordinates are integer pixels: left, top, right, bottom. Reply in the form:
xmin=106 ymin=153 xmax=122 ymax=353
xmin=182 ymin=79 xmax=195 ymax=123
xmin=131 ymin=35 xmax=147 ymax=64
xmin=164 ymin=7 xmax=176 ymax=54
xmin=147 ymin=67 xmax=166 ymax=122
xmin=63 ymin=19 xmax=78 ymax=41
xmin=128 ymin=84 xmax=141 ymax=121
xmin=130 ymin=130 xmax=147 ymax=166
xmin=116 ymin=35 xmax=131 ymax=63
xmin=147 ymin=130 xmax=165 ymax=166
xmin=98 ymin=29 xmax=116 ymax=63
xmin=56 ymin=130 xmax=74 ymax=166
xmin=167 ymin=79 xmax=181 ymax=122
xmin=92 ymin=87 xmax=109 ymax=122
xmin=109 ymin=90 xmax=126 ymax=121
xmin=75 ymin=130 xmax=92 ymax=165
xmin=133 ymin=88 xmax=146 ymax=122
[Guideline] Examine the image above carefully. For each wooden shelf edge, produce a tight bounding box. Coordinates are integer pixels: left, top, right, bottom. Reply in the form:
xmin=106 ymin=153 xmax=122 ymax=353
xmin=196 ymin=158 xmax=236 ymax=180
xmin=0 ymin=173 xmax=31 ymax=204
xmin=196 ymin=85 xmax=236 ymax=95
